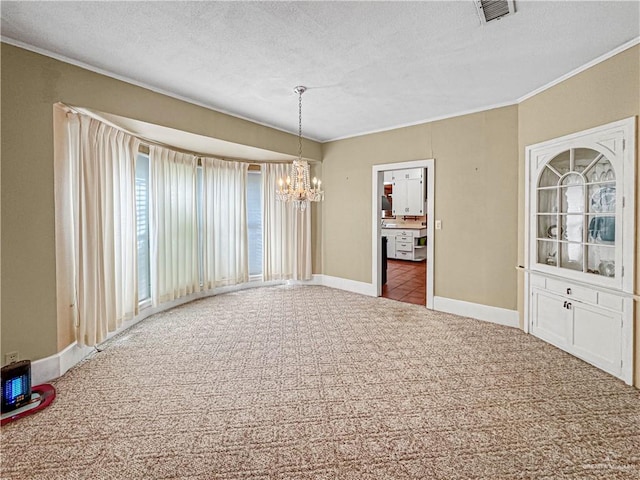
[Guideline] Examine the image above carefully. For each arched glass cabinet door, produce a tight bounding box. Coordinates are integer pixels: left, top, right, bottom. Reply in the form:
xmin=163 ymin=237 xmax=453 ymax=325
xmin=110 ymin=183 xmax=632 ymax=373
xmin=536 ymin=147 xmax=616 ymax=278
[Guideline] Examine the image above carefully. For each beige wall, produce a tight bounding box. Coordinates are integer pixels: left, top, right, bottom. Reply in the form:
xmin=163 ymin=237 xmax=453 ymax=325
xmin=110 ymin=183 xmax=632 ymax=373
xmin=1 ymin=44 xmax=322 ymax=362
xmin=321 ymin=124 xmax=430 ymax=284
xmin=518 ymin=45 xmax=640 ymax=385
xmin=322 ymin=106 xmax=520 ymax=310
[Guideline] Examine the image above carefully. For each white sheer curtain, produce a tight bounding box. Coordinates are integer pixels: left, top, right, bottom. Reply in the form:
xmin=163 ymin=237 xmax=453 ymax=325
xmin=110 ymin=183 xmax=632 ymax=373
xmin=292 ymin=200 xmax=312 ymax=281
xmin=149 ymin=146 xmax=200 ymax=305
xmin=262 ymin=163 xmax=312 ymax=281
xmin=201 ymin=157 xmax=249 ymax=288
xmin=54 ymin=107 xmax=140 ymax=347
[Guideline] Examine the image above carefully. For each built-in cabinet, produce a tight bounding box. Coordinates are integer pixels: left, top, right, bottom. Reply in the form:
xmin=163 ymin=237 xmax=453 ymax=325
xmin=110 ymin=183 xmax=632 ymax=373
xmin=382 ymin=228 xmax=426 ymax=261
xmin=529 ymin=275 xmax=630 ymax=380
xmin=391 ymin=168 xmax=426 ymax=216
xmin=525 ymin=117 xmax=636 ymax=384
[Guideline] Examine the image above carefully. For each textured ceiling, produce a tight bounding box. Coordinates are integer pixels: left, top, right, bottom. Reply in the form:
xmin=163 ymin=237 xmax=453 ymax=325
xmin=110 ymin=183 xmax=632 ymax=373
xmin=2 ymin=1 xmax=639 ymax=142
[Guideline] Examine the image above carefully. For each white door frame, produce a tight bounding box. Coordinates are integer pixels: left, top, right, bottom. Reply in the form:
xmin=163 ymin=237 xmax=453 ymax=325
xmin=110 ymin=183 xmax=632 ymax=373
xmin=372 ymin=159 xmax=435 ymax=308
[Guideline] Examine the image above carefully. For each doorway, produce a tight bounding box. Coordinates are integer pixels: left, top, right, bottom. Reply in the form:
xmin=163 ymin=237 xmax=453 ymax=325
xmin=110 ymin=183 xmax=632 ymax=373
xmin=371 ymin=159 xmax=434 ymax=308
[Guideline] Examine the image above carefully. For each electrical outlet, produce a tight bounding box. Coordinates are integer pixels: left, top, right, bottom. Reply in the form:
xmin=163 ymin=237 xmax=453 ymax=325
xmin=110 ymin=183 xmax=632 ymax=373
xmin=5 ymin=352 xmax=19 ymax=364
xmin=435 ymin=220 xmax=442 ymax=230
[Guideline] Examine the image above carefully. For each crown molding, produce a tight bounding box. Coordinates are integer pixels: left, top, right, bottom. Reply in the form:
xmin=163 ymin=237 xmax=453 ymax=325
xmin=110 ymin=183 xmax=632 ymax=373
xmin=329 ymin=37 xmax=640 ymax=143
xmin=3 ymin=35 xmax=638 ymax=144
xmin=0 ymin=36 xmax=324 ymax=143
xmin=327 ymin=100 xmax=519 ymax=142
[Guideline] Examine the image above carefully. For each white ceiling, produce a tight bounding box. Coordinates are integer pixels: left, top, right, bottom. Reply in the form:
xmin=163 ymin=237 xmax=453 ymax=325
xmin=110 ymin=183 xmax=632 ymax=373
xmin=2 ymin=1 xmax=639 ymax=143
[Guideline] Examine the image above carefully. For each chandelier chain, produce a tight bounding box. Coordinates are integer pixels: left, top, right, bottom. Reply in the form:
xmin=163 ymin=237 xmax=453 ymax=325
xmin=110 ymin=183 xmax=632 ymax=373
xmin=298 ymin=90 xmax=303 ymax=160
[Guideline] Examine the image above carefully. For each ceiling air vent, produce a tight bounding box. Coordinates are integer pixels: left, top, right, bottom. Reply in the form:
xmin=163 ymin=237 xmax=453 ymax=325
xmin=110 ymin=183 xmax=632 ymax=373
xmin=475 ymin=0 xmax=515 ymax=23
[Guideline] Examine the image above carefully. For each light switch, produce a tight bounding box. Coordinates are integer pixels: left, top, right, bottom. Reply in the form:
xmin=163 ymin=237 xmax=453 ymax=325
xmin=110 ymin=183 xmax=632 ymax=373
xmin=435 ymin=220 xmax=442 ymax=230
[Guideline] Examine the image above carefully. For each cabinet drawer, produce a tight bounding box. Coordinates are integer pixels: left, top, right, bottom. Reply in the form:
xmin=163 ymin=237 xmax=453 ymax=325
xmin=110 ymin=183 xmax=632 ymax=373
xmin=597 ymin=291 xmax=624 ymax=312
xmin=396 ymin=241 xmax=413 ymax=252
xmin=397 ymin=235 xmax=413 ymax=243
xmin=545 ymin=278 xmax=598 ymax=304
xmin=396 ymin=250 xmax=414 ymax=260
xmin=531 ymin=274 xmax=624 ymax=312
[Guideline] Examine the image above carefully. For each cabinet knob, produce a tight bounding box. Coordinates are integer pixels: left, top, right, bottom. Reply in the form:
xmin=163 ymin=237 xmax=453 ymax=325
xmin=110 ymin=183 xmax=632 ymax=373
xmin=563 ymin=301 xmax=567 ymax=308
xmin=566 ymin=302 xmax=572 ymax=310
xmin=566 ymin=288 xmax=572 ymax=295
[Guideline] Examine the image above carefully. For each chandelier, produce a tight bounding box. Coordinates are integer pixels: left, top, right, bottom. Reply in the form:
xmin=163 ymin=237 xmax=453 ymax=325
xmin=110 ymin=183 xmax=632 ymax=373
xmin=276 ymin=86 xmax=323 ymax=210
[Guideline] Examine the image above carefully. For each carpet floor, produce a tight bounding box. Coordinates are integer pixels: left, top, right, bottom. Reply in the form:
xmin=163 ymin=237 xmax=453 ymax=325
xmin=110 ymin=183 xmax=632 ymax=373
xmin=1 ymin=285 xmax=639 ymax=479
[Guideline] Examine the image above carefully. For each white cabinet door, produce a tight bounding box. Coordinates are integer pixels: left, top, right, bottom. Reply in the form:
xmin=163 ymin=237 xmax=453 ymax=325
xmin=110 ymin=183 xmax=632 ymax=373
xmin=526 ymin=117 xmax=635 ymax=293
xmin=406 ymin=178 xmax=425 ymax=215
xmin=531 ymin=289 xmax=570 ymax=349
xmin=392 ymin=181 xmax=409 ymax=216
xmin=571 ymin=301 xmax=622 ymax=376
xmin=531 ymin=287 xmax=623 ymax=379
xmin=392 ymin=168 xmax=425 ymax=216
xmin=387 ymin=235 xmax=396 ymax=259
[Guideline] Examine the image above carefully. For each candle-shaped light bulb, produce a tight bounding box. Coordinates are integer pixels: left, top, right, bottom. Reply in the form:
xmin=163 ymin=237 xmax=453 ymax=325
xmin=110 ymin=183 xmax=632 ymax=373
xmin=286 ymin=176 xmax=291 ymax=185
xmin=317 ymin=180 xmax=322 ymax=188
xmin=312 ymin=177 xmax=317 ymax=185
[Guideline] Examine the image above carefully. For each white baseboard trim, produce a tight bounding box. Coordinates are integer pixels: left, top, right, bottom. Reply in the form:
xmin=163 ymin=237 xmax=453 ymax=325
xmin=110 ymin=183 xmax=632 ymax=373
xmin=433 ymin=296 xmax=519 ymax=328
xmin=319 ymin=275 xmax=376 ymax=297
xmin=31 ymin=342 xmax=94 ymax=386
xmin=287 ymin=274 xmax=323 ymax=286
xmin=31 ymin=280 xmax=293 ymax=383
xmin=41 ymin=279 xmax=523 ymax=383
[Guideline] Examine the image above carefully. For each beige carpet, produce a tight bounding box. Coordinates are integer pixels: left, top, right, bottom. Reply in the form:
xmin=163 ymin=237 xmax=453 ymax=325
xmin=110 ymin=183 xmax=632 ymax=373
xmin=2 ymin=285 xmax=639 ymax=479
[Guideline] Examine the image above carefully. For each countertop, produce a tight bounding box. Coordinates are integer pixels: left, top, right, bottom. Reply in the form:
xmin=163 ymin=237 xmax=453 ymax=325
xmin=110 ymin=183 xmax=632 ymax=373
xmin=381 ymin=224 xmax=425 ymax=230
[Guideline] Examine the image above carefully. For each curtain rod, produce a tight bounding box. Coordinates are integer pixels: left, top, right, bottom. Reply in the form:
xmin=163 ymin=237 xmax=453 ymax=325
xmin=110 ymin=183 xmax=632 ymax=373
xmin=56 ymin=102 xmax=308 ymax=167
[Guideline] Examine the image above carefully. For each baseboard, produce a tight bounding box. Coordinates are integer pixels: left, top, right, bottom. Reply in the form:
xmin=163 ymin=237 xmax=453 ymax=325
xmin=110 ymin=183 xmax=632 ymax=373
xmin=433 ymin=296 xmax=519 ymax=328
xmin=39 ymin=280 xmax=519 ymax=384
xmin=31 ymin=342 xmax=94 ymax=386
xmin=287 ymin=274 xmax=323 ymax=286
xmin=31 ymin=280 xmax=292 ymax=383
xmin=319 ymin=275 xmax=376 ymax=297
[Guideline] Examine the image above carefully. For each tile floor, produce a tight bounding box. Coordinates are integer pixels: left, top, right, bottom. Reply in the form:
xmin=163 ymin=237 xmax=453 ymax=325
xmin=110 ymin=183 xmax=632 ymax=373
xmin=382 ymin=259 xmax=426 ymax=306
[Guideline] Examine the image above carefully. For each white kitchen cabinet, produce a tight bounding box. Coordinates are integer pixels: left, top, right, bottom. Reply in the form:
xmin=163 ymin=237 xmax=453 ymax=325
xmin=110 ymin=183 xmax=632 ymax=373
xmin=392 ymin=168 xmax=426 ymax=216
xmin=381 ymin=229 xmax=396 ymax=259
xmin=525 ymin=117 xmax=635 ymax=384
xmin=382 ymin=227 xmax=426 ymax=262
